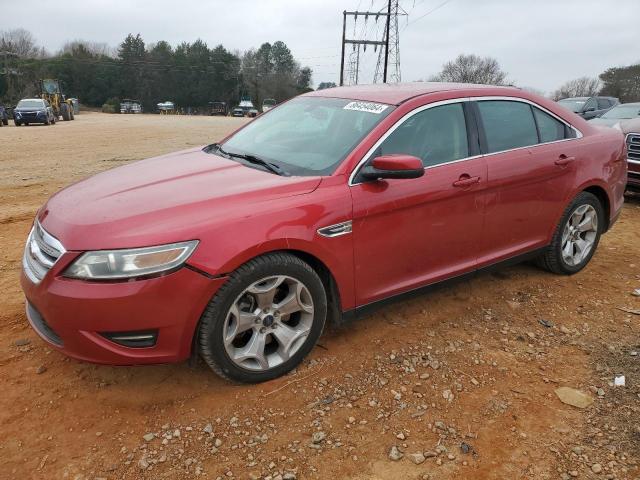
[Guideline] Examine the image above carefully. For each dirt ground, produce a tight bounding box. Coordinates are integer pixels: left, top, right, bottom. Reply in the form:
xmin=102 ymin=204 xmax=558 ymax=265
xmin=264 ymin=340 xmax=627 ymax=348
xmin=1 ymin=112 xmax=639 ymax=480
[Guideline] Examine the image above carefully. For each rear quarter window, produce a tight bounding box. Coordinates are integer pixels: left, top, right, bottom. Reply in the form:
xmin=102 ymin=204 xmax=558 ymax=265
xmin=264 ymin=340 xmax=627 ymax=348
xmin=533 ymin=107 xmax=567 ymax=143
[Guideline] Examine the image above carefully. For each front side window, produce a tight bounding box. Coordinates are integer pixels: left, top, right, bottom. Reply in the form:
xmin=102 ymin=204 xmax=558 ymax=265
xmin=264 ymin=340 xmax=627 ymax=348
xmin=597 ymin=98 xmax=610 ymax=110
xmin=372 ymin=103 xmax=469 ymax=168
xmin=221 ymin=97 xmax=393 ymax=176
xmin=477 ymin=100 xmax=538 ymax=153
xmin=533 ymin=107 xmax=566 ymax=143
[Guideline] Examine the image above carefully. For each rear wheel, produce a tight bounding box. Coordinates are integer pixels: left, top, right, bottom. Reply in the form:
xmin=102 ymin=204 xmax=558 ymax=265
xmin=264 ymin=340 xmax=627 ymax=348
xmin=69 ymin=107 xmax=75 ymax=120
xmin=537 ymin=192 xmax=603 ymax=275
xmin=198 ymin=253 xmax=327 ymax=383
xmin=44 ymin=117 xmax=50 ymax=125
xmin=2 ymin=118 xmax=7 ymax=126
xmin=61 ymin=103 xmax=71 ymax=121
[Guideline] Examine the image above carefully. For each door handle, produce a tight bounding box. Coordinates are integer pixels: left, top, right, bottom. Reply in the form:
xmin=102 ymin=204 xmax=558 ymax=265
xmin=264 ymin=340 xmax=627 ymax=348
xmin=452 ymin=175 xmax=481 ymax=187
xmin=555 ymin=154 xmax=575 ymax=166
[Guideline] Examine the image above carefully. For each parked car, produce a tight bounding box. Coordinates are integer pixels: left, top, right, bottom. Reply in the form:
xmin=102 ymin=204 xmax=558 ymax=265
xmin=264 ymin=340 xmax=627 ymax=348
xmin=0 ymin=104 xmax=9 ymax=126
xmin=557 ymin=96 xmax=618 ymax=119
xmin=262 ymin=98 xmax=277 ymax=113
xmin=231 ymin=107 xmax=245 ymax=117
xmin=120 ymin=99 xmax=143 ymax=114
xmin=588 ymin=102 xmax=640 ymax=127
xmin=13 ymin=98 xmax=56 ymax=126
xmin=621 ymin=118 xmax=640 ymax=193
xmin=208 ymin=101 xmax=228 ymax=116
xmin=21 ymin=83 xmax=626 ymax=383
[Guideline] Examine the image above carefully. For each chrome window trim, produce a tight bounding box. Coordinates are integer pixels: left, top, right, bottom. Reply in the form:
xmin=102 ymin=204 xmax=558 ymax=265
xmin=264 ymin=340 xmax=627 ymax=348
xmin=348 ymin=95 xmax=583 ymax=186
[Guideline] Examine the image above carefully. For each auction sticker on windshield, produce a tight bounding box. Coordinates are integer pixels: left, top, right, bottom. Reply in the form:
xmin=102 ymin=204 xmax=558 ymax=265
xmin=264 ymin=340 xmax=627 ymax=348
xmin=343 ymin=101 xmax=389 ymax=114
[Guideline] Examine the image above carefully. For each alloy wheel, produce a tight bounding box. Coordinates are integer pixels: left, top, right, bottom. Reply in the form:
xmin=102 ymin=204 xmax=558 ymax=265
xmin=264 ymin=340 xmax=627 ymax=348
xmin=561 ymin=204 xmax=598 ymax=266
xmin=223 ymin=275 xmax=314 ymax=371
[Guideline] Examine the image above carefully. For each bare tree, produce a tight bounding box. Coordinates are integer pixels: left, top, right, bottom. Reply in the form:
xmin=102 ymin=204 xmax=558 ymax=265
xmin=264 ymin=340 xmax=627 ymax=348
xmin=430 ymin=54 xmax=508 ymax=85
xmin=0 ymin=28 xmax=41 ymax=58
xmin=551 ymin=77 xmax=601 ymax=100
xmin=60 ymin=40 xmax=115 ymax=57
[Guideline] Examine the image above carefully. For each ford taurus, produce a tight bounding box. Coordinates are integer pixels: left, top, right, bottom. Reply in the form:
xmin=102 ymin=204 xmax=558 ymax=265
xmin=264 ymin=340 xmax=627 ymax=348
xmin=21 ymin=83 xmax=627 ymax=383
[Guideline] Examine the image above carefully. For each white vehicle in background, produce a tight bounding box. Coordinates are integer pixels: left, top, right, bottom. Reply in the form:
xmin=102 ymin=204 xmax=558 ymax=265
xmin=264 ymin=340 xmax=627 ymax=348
xmin=262 ymin=98 xmax=276 ymax=113
xmin=120 ymin=99 xmax=143 ymax=114
xmin=157 ymin=101 xmax=175 ymax=114
xmin=238 ymin=98 xmax=258 ymax=117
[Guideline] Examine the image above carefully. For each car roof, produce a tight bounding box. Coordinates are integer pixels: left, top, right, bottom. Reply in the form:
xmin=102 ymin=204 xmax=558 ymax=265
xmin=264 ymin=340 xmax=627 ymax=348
xmin=304 ymin=82 xmax=520 ymax=106
xmin=559 ymin=97 xmax=589 ymax=101
xmin=20 ymin=98 xmax=44 ymax=102
xmin=615 ymin=102 xmax=640 ymax=107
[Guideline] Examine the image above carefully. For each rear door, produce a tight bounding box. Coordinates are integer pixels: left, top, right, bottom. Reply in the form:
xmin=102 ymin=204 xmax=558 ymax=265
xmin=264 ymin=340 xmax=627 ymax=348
xmin=350 ymin=100 xmax=487 ymax=305
xmin=475 ymin=99 xmax=577 ymax=266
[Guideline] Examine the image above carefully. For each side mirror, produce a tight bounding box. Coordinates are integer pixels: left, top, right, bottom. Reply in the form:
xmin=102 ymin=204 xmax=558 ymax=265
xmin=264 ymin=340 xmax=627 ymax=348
xmin=361 ymin=154 xmax=425 ymax=180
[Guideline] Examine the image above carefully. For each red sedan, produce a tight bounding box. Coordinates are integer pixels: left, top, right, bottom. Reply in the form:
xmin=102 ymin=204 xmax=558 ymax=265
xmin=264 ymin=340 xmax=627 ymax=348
xmin=21 ymin=83 xmax=627 ymax=383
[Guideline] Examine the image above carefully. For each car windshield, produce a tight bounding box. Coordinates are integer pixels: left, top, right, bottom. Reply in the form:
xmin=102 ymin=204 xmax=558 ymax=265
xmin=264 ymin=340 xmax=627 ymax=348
xmin=557 ymin=98 xmax=588 ymax=113
xmin=601 ymin=104 xmax=640 ymax=119
xmin=221 ymin=97 xmax=394 ymax=176
xmin=17 ymin=100 xmax=45 ymax=109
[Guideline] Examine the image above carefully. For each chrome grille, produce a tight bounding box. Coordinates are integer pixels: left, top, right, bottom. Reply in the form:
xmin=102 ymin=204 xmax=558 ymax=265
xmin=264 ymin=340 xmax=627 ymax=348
xmin=627 ymin=133 xmax=640 ymax=164
xmin=22 ymin=222 xmax=65 ymax=283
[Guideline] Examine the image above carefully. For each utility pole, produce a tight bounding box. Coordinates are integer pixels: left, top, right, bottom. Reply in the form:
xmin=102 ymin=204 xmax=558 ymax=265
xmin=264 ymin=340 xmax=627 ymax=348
xmin=339 ymin=10 xmax=389 ymax=86
xmin=382 ymin=0 xmax=391 ymax=83
xmin=1 ymin=51 xmax=19 ymax=102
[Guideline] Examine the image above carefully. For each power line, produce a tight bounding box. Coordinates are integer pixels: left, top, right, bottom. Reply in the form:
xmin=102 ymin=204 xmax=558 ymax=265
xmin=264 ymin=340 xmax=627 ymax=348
xmin=404 ymin=0 xmax=455 ymax=28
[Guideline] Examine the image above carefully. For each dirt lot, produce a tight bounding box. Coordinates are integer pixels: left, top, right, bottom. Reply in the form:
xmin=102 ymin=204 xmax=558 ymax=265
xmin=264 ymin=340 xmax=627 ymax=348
xmin=1 ymin=112 xmax=639 ymax=480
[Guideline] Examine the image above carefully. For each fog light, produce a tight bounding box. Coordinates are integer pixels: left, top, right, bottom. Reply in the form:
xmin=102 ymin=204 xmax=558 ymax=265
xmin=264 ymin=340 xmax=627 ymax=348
xmin=101 ymin=330 xmax=158 ymax=348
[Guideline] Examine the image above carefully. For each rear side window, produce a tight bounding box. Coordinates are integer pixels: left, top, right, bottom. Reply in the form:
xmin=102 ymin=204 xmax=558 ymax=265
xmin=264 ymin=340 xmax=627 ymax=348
xmin=375 ymin=103 xmax=469 ymax=167
xmin=477 ymin=100 xmax=538 ymax=153
xmin=533 ymin=107 xmax=566 ymax=143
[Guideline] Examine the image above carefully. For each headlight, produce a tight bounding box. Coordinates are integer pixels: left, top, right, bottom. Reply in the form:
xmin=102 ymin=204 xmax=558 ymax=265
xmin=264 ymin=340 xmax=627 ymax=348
xmin=64 ymin=240 xmax=198 ymax=280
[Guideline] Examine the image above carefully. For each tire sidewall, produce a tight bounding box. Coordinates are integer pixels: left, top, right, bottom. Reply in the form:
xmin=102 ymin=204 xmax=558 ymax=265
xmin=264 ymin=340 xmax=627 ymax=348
xmin=554 ymin=193 xmax=604 ymax=274
xmin=200 ymin=256 xmax=327 ymax=383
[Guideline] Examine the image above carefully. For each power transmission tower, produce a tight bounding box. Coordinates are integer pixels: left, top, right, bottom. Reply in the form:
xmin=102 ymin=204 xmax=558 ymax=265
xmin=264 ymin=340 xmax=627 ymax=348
xmin=373 ymin=0 xmax=403 ymax=84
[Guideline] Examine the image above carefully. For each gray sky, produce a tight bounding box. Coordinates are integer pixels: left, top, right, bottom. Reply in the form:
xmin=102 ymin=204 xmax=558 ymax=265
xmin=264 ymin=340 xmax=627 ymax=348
xmin=2 ymin=0 xmax=638 ymax=94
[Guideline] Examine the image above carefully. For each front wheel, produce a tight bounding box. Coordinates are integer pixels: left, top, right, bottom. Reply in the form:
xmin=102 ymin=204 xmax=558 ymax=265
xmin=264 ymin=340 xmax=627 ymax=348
xmin=198 ymin=253 xmax=327 ymax=383
xmin=537 ymin=192 xmax=604 ymax=275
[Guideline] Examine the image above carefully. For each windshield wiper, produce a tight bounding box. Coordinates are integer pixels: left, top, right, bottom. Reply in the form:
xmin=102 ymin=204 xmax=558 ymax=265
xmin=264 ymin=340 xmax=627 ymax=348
xmin=213 ymin=144 xmax=289 ymax=176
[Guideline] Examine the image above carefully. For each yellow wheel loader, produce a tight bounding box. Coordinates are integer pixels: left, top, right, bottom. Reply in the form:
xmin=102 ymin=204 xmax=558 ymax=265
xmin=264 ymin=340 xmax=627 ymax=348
xmin=40 ymin=79 xmax=75 ymax=121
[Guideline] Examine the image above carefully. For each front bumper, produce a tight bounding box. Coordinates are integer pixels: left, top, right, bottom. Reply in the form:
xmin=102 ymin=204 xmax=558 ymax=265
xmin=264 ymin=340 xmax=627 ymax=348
xmin=628 ymin=167 xmax=640 ymax=191
xmin=21 ymin=263 xmax=226 ymax=365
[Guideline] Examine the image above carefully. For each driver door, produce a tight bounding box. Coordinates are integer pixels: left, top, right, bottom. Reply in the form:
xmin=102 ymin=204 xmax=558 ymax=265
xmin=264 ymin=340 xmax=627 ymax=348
xmin=350 ymin=100 xmax=487 ymax=305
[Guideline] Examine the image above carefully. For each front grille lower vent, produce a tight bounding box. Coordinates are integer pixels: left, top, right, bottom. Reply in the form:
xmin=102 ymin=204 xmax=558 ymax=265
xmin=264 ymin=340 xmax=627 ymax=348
xmin=22 ymin=221 xmax=65 ymax=284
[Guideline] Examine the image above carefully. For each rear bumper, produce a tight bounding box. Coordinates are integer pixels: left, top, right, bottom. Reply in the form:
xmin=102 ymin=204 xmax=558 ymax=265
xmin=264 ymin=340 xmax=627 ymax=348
xmin=21 ymin=266 xmax=226 ymax=365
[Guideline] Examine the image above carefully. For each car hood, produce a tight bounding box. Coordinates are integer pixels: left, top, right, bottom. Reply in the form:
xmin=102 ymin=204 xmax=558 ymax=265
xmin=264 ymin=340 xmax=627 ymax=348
xmin=39 ymin=146 xmax=322 ymax=250
xmin=588 ymin=118 xmax=619 ymax=127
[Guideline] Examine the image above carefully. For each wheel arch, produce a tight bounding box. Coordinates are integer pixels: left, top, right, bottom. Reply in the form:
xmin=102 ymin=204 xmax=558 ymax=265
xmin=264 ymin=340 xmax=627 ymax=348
xmin=581 ymin=184 xmax=611 ymax=231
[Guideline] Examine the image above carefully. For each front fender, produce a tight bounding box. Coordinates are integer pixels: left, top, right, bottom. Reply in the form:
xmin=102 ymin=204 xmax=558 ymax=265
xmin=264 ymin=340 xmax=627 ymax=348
xmin=186 ymin=176 xmax=356 ymax=310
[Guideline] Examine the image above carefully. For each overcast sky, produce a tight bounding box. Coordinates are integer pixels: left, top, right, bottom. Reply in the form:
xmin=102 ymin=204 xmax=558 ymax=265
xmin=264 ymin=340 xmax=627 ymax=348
xmin=3 ymin=0 xmax=638 ymax=94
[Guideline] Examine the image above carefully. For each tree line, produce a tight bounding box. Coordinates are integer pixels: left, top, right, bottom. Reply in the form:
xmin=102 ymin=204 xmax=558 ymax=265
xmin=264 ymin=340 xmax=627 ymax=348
xmin=0 ymin=29 xmax=314 ymax=111
xmin=429 ymin=53 xmax=640 ymax=103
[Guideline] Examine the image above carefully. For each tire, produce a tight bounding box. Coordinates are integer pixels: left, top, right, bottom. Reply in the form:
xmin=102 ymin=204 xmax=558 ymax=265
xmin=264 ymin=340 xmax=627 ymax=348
xmin=51 ymin=116 xmax=56 ymax=124
xmin=69 ymin=108 xmax=75 ymax=120
xmin=14 ymin=121 xmax=21 ymax=126
xmin=61 ymin=103 xmax=70 ymax=121
xmin=537 ymin=192 xmax=604 ymax=275
xmin=44 ymin=116 xmax=50 ymax=125
xmin=198 ymin=252 xmax=327 ymax=383
xmin=2 ymin=118 xmax=7 ymax=126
